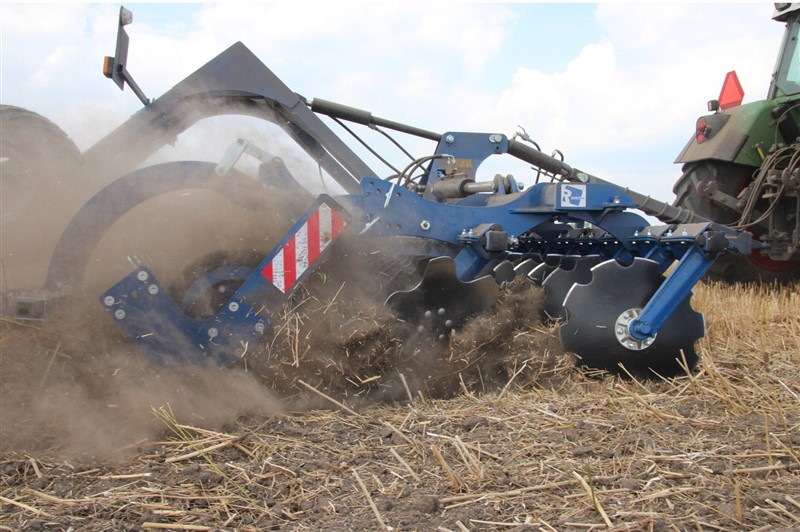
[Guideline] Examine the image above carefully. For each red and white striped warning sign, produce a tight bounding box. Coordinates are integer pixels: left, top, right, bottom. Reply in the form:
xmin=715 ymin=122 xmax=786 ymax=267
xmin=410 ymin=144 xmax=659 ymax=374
xmin=261 ymin=203 xmax=345 ymax=293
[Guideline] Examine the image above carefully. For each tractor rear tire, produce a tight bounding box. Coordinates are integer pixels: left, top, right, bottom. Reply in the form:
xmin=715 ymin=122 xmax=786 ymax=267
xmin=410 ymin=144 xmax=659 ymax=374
xmin=672 ymin=160 xmax=800 ymax=284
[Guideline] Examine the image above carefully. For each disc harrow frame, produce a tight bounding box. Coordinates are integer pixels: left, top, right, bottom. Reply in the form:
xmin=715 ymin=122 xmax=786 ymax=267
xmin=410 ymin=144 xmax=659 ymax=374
xmin=3 ymin=6 xmax=761 ymax=377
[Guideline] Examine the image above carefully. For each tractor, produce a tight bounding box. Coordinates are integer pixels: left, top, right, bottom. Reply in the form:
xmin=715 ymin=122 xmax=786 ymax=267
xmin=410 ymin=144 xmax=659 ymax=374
xmin=672 ymin=2 xmax=800 ymax=284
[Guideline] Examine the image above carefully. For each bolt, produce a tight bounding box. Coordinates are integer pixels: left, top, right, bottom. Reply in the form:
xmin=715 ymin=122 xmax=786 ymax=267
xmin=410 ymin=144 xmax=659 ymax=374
xmin=418 ymin=325 xmax=426 ymax=333
xmin=445 ymin=320 xmax=453 ymax=328
xmin=114 ymin=309 xmax=126 ymax=320
xmin=255 ymin=322 xmax=265 ymax=334
xmin=438 ymin=308 xmax=446 ymax=316
xmin=228 ymin=301 xmax=240 ymax=312
xmin=208 ymin=327 xmax=219 ymax=339
xmin=148 ymin=284 xmax=159 ymax=295
xmin=103 ymin=296 xmax=115 ymax=306
xmin=137 ymin=271 xmax=149 ymax=282
xmin=420 ymin=220 xmax=431 ymax=231
xmin=438 ymin=334 xmax=447 ymax=342
xmin=488 ymin=134 xmax=503 ymax=143
xmin=445 ymin=134 xmax=455 ymax=144
xmin=424 ymin=310 xmax=433 ymax=319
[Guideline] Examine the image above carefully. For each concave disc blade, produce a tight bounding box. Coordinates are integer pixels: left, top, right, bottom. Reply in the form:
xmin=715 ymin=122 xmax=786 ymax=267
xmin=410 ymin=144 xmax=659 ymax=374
xmin=541 ymin=255 xmax=601 ymax=322
xmin=559 ymin=258 xmax=704 ymax=378
xmin=385 ymin=256 xmax=499 ymax=340
xmin=513 ymin=257 xmax=539 ymax=278
xmin=492 ymin=260 xmax=516 ymax=284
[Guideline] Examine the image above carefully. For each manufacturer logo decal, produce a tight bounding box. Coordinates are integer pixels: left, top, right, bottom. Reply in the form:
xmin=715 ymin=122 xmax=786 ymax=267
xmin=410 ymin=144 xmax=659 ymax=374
xmin=560 ymin=184 xmax=586 ymax=208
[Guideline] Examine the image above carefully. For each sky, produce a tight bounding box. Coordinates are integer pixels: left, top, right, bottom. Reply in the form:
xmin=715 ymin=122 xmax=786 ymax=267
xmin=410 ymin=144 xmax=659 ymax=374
xmin=0 ymin=2 xmax=787 ymax=204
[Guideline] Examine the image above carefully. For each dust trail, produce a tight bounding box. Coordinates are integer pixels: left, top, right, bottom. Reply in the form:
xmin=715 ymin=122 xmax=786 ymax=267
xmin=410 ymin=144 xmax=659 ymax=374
xmin=1 ymin=101 xmax=565 ymax=462
xmin=0 ymin=314 xmax=282 ymax=461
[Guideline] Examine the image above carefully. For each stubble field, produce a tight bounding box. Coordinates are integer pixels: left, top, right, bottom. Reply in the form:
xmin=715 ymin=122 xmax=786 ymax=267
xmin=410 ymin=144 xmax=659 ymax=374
xmin=1 ymin=280 xmax=798 ymax=531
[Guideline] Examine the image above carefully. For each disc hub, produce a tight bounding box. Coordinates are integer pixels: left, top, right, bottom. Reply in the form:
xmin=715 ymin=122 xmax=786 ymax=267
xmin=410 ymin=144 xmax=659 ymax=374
xmin=614 ymin=308 xmax=656 ymax=351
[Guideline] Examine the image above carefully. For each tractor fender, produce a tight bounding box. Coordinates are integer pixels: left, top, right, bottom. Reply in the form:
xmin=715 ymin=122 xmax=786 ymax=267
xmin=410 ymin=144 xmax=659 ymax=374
xmin=674 ymin=99 xmax=779 ymax=168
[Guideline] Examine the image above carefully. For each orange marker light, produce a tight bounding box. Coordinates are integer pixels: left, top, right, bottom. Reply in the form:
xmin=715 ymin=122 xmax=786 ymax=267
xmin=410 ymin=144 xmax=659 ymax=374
xmin=103 ymin=56 xmax=114 ymax=79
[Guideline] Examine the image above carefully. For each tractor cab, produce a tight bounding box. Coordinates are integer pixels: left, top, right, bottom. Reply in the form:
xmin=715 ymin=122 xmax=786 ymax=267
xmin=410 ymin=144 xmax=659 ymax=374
xmin=769 ymin=3 xmax=800 ymax=98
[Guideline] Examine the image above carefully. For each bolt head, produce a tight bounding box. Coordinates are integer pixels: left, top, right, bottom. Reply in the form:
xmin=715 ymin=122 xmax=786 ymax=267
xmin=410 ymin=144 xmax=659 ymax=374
xmin=137 ymin=271 xmax=149 ymax=282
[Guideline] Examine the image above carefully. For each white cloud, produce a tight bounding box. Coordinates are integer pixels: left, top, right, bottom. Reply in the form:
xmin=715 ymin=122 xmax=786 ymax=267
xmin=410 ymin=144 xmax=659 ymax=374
xmin=0 ymin=2 xmax=788 ymax=202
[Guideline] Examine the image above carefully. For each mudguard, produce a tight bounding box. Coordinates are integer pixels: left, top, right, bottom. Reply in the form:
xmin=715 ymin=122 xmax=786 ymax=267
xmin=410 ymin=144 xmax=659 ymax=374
xmin=675 ymin=99 xmax=781 ymax=168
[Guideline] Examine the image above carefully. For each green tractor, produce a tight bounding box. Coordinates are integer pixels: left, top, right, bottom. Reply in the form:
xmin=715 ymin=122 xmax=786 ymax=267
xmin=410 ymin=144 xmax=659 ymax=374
xmin=672 ymin=3 xmax=800 ymax=283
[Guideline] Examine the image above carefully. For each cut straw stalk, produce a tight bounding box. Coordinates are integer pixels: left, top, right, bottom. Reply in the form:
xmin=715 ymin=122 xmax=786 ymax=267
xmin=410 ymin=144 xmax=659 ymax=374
xmin=352 ymin=468 xmax=390 ymax=531
xmin=432 ymin=444 xmax=464 ymax=490
xmin=38 ymin=342 xmax=61 ymax=389
xmin=22 ymin=487 xmax=79 ymax=506
xmin=297 ymin=379 xmax=360 ymax=416
xmin=0 ymin=495 xmax=51 ymax=517
xmin=498 ymin=361 xmax=528 ymax=400
xmin=142 ymin=524 xmax=212 ymax=531
xmin=441 ymin=478 xmax=591 ymax=504
xmin=572 ymin=471 xmax=612 ymax=528
xmin=453 ymin=436 xmax=482 ymax=478
xmin=398 ymin=372 xmax=414 ymax=403
xmin=389 ymin=447 xmax=421 ymax=482
xmin=98 ymin=472 xmax=154 ymax=480
xmin=165 ymin=436 xmax=244 ymax=464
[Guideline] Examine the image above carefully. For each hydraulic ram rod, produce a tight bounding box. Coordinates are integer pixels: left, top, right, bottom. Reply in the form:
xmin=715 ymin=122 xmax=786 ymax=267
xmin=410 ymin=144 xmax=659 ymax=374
xmin=311 ymin=98 xmax=707 ymax=225
xmin=507 ymin=139 xmax=708 ymax=225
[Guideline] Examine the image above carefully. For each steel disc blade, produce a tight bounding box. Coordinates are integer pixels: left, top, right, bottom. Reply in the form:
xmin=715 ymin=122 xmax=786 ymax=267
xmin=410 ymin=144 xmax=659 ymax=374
xmin=528 ymin=262 xmax=557 ymax=285
xmin=559 ymin=258 xmax=704 ymax=378
xmin=541 ymin=255 xmax=601 ymax=322
xmin=385 ymin=256 xmax=499 ymax=341
xmin=513 ymin=257 xmax=539 ymax=278
xmin=492 ymin=260 xmax=516 ymax=284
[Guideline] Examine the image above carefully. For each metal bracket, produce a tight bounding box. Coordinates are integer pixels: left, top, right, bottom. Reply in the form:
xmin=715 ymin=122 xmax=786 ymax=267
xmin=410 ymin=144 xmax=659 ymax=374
xmin=102 ymin=6 xmax=150 ymax=106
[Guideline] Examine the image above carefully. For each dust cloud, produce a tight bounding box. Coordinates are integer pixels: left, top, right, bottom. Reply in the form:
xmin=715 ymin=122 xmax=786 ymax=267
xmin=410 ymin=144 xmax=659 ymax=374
xmin=1 ymin=102 xmax=562 ymax=462
xmin=1 ymin=105 xmax=317 ymax=460
xmin=0 ymin=312 xmax=282 ymax=461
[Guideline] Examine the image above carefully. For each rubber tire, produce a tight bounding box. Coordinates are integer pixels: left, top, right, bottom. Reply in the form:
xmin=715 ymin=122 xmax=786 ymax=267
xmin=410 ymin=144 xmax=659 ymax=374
xmin=672 ymin=160 xmax=800 ymax=284
xmin=0 ymin=105 xmax=81 ymax=289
